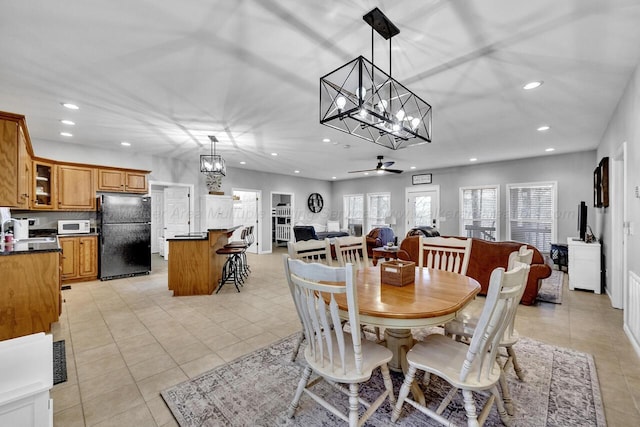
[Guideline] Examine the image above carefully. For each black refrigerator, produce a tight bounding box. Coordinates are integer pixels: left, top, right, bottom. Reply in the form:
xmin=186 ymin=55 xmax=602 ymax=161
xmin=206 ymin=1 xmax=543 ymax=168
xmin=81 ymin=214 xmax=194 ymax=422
xmin=98 ymin=194 xmax=151 ymax=280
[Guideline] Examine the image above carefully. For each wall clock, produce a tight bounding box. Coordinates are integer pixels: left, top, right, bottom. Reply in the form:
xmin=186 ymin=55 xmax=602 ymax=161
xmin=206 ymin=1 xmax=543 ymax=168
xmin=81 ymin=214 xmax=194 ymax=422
xmin=308 ymin=193 xmax=324 ymax=213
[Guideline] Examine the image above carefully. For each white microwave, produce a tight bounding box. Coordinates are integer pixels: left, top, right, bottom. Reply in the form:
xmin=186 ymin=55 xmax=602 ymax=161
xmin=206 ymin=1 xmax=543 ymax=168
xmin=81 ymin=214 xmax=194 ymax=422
xmin=58 ymin=220 xmax=91 ymax=235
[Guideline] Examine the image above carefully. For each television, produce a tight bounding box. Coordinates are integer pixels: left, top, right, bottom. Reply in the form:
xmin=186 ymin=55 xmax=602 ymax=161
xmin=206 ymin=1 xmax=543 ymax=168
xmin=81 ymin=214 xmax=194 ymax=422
xmin=578 ymin=201 xmax=587 ymax=241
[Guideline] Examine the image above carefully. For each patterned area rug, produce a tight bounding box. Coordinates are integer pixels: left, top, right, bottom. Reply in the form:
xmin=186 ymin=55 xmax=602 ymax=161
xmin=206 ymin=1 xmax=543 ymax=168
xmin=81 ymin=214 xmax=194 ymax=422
xmin=161 ymin=333 xmax=605 ymax=426
xmin=538 ymin=270 xmax=564 ymax=304
xmin=53 ymin=340 xmax=67 ymax=385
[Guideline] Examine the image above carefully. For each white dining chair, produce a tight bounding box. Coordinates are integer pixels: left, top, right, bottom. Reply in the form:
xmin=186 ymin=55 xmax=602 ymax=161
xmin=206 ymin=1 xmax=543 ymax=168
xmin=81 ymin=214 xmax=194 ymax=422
xmin=391 ymin=263 xmax=529 ymax=427
xmin=287 ymin=238 xmax=333 ymax=266
xmin=418 ymin=236 xmax=472 ymax=275
xmin=283 ymin=256 xmax=395 ymax=427
xmin=335 ymin=235 xmax=370 ymax=269
xmin=444 ymin=245 xmax=533 ymax=415
xmin=285 ymin=239 xmax=333 ymax=361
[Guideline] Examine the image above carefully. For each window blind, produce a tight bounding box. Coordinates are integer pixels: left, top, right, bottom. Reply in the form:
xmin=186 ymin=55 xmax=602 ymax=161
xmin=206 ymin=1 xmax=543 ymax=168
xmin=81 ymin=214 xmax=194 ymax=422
xmin=507 ymin=183 xmax=555 ymax=252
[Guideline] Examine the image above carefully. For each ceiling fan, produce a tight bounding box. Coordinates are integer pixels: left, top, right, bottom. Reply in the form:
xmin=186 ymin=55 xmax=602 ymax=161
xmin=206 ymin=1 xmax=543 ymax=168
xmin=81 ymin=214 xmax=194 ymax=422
xmin=348 ymin=155 xmax=403 ymax=174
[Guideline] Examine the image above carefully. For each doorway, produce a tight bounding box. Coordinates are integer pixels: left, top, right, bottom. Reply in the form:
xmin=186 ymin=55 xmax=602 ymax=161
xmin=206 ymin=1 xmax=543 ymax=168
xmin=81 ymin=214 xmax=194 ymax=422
xmin=611 ymin=142 xmax=628 ymax=309
xmin=270 ymin=192 xmax=294 ymax=253
xmin=149 ymin=181 xmax=194 ymax=260
xmin=232 ymin=189 xmax=261 ymax=254
xmin=405 ymin=185 xmax=440 ymax=236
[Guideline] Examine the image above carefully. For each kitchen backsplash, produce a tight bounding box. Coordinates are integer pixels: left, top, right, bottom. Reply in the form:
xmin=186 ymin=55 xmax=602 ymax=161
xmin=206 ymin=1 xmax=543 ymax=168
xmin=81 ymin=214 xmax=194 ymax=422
xmin=9 ymin=210 xmax=97 ymax=231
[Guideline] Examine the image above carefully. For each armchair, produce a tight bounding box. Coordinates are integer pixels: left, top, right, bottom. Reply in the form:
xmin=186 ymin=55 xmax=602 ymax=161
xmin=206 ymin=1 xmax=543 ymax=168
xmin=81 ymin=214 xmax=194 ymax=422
xmin=365 ymin=227 xmax=396 ymax=258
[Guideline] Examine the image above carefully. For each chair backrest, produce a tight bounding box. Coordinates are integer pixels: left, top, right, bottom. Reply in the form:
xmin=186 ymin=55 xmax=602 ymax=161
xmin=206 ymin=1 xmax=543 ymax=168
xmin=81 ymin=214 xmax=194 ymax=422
xmin=283 ymin=255 xmax=363 ymax=375
xmin=417 ymin=236 xmax=472 ymax=275
xmin=507 ymin=245 xmax=534 ymax=270
xmin=335 ymin=235 xmax=369 ymax=269
xmin=287 ymin=238 xmax=333 ymax=266
xmin=462 ymin=263 xmax=530 ymax=383
xmin=245 ymin=225 xmax=255 ymax=247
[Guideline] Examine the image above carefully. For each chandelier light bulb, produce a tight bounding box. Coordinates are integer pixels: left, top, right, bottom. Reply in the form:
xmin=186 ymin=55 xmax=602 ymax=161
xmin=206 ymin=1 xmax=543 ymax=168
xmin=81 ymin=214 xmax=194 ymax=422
xmin=411 ymin=117 xmax=420 ymax=128
xmin=358 ymin=109 xmax=367 ymax=118
xmin=392 ymin=123 xmax=400 ymax=131
xmin=396 ymin=110 xmax=405 ymax=121
xmin=377 ymin=100 xmax=388 ymax=113
xmin=336 ymin=96 xmax=347 ymax=109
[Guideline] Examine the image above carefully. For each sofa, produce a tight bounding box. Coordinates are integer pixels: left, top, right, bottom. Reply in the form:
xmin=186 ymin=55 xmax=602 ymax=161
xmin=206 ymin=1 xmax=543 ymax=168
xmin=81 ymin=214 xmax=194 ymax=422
xmin=365 ymin=227 xmax=397 ymax=258
xmin=398 ymin=236 xmax=552 ymax=305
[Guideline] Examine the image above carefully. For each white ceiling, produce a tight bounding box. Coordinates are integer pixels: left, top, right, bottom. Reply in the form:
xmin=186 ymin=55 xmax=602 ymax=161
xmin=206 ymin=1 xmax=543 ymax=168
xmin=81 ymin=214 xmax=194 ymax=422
xmin=2 ymin=0 xmax=640 ymax=181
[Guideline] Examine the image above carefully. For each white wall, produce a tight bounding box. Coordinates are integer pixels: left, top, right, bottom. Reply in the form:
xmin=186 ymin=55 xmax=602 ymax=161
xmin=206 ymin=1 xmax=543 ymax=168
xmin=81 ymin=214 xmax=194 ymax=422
xmin=330 ymin=150 xmax=597 ymax=246
xmin=597 ymin=63 xmax=640 ymax=294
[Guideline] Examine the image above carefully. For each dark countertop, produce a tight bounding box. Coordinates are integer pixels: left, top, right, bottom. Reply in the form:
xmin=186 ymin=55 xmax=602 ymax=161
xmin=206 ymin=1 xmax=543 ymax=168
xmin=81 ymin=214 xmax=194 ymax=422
xmin=207 ymin=225 xmax=242 ymax=232
xmin=0 ymin=238 xmax=61 ymax=256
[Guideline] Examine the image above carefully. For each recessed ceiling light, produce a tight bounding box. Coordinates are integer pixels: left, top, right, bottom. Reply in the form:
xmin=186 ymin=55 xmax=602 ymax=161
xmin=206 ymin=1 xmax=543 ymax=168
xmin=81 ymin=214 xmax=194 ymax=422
xmin=410 ymin=166 xmax=416 ymax=170
xmin=322 ymin=138 xmax=330 ymax=143
xmin=271 ymin=152 xmax=278 ymax=156
xmin=60 ymin=119 xmax=75 ymax=125
xmin=523 ymin=81 xmax=543 ymax=90
xmin=294 ymin=170 xmax=300 ymax=174
xmin=60 ymin=132 xmax=73 ymax=137
xmin=537 ymin=125 xmax=550 ymax=131
xmin=120 ymin=141 xmax=131 ymax=147
xmin=61 ymin=103 xmax=79 ymax=110
xmin=469 ymin=158 xmax=477 ymax=162
xmin=240 ymin=161 xmax=246 ymax=165
xmin=545 ymin=148 xmax=555 ymax=152
xmin=364 ymin=172 xmax=369 ymax=175
xmin=332 ymin=176 xmax=336 ymax=180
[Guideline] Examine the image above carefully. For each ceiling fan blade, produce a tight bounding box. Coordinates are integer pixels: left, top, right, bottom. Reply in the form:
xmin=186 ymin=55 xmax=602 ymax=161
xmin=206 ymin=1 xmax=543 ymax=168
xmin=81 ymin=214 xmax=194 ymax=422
xmin=348 ymin=168 xmax=376 ymax=173
xmin=384 ymin=168 xmax=403 ymax=174
xmin=381 ymin=161 xmax=395 ymax=168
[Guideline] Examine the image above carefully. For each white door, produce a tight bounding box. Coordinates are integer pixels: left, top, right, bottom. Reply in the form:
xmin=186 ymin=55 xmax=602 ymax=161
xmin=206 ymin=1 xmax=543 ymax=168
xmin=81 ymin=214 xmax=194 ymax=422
xmin=232 ymin=190 xmax=260 ymax=254
xmin=163 ymin=186 xmax=191 ymax=259
xmin=405 ymin=186 xmax=440 ymax=236
xmin=151 ymin=189 xmax=164 ymax=254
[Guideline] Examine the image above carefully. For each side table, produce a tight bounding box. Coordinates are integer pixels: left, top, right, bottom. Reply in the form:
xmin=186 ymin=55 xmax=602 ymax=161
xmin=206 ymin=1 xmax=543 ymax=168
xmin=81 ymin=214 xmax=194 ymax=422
xmin=372 ymin=246 xmax=400 ymax=266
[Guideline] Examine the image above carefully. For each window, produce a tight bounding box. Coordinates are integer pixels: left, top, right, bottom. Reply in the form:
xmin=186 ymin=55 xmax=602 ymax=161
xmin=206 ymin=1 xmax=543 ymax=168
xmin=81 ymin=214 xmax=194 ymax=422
xmin=366 ymin=192 xmax=391 ymax=232
xmin=507 ymin=181 xmax=557 ymax=252
xmin=459 ymin=185 xmax=499 ymax=241
xmin=343 ymin=194 xmax=363 ymax=236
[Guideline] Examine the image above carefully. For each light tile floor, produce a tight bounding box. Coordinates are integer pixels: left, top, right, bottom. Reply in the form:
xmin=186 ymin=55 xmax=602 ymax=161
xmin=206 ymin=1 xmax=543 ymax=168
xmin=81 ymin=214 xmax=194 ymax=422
xmin=50 ymin=249 xmax=640 ymax=426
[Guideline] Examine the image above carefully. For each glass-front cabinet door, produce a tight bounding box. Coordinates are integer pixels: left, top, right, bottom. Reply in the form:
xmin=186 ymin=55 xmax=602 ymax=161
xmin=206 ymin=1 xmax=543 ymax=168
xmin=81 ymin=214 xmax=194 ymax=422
xmin=32 ymin=160 xmax=55 ymax=209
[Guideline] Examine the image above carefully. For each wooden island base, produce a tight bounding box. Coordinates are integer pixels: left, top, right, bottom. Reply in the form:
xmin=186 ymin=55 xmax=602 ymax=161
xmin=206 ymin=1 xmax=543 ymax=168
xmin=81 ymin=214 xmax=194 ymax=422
xmin=167 ymin=227 xmax=240 ymax=296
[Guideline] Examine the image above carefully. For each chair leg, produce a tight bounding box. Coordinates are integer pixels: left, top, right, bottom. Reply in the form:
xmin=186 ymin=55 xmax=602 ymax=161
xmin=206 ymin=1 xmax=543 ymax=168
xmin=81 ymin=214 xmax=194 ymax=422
xmin=380 ymin=364 xmax=395 ymax=404
xmin=288 ymin=366 xmax=312 ymax=418
xmin=499 ymin=368 xmax=515 ymax=416
xmin=348 ymin=383 xmax=359 ymax=427
xmin=462 ymin=389 xmax=480 ymax=427
xmin=507 ymin=345 xmax=525 ymax=380
xmin=490 ymin=385 xmax=512 ymax=426
xmin=391 ymin=365 xmax=417 ymax=422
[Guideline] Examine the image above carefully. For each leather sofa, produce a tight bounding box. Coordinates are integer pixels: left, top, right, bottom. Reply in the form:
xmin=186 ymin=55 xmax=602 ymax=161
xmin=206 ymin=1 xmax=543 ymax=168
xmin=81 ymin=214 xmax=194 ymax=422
xmin=398 ymin=236 xmax=552 ymax=305
xmin=365 ymin=227 xmax=397 ymax=258
xmin=406 ymin=226 xmax=441 ymax=238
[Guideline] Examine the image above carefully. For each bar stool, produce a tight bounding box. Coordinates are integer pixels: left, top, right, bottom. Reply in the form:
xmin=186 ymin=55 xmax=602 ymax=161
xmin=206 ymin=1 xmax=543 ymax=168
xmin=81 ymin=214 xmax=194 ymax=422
xmin=215 ymin=246 xmax=244 ymax=293
xmin=225 ymin=227 xmax=250 ymax=279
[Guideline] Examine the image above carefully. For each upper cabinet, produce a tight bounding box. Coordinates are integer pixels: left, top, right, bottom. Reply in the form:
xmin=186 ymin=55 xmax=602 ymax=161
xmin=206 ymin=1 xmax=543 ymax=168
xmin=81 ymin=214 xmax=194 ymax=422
xmin=0 ymin=112 xmax=33 ymax=208
xmin=32 ymin=160 xmax=55 ymax=210
xmin=57 ymin=165 xmax=96 ymax=210
xmin=97 ymin=169 xmax=148 ymax=194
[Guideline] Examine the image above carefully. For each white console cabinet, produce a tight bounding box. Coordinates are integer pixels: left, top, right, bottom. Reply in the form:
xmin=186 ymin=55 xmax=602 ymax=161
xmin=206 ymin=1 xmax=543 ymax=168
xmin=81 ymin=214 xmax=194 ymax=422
xmin=567 ymin=237 xmax=601 ymax=294
xmin=0 ymin=333 xmax=53 ymax=427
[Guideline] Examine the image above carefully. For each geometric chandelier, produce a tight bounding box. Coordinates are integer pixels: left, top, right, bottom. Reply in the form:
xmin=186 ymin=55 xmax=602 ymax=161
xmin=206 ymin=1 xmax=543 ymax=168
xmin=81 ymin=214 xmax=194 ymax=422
xmin=320 ymin=8 xmax=432 ymax=150
xmin=200 ymin=135 xmax=226 ymax=176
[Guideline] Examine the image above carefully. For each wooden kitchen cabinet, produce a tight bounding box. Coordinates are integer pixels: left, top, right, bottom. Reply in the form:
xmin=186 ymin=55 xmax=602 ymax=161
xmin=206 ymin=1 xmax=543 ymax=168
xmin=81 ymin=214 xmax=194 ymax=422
xmin=97 ymin=168 xmax=148 ymax=193
xmin=59 ymin=235 xmax=98 ymax=283
xmin=0 ymin=251 xmax=60 ymax=340
xmin=57 ymin=164 xmax=96 ymax=210
xmin=0 ymin=112 xmax=33 ymax=208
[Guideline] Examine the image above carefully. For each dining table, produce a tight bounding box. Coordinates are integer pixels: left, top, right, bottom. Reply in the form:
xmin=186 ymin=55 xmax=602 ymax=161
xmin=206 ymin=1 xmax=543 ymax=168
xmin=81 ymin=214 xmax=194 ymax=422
xmin=328 ymin=265 xmax=481 ymax=405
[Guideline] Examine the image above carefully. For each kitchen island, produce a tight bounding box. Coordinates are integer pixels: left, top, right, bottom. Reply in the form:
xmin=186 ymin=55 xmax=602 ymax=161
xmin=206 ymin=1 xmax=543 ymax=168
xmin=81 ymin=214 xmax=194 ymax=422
xmin=0 ymin=238 xmax=62 ymax=340
xmin=167 ymin=226 xmax=241 ymax=296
